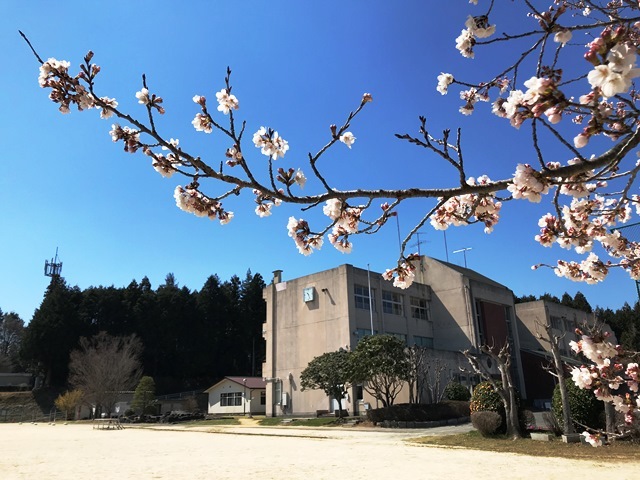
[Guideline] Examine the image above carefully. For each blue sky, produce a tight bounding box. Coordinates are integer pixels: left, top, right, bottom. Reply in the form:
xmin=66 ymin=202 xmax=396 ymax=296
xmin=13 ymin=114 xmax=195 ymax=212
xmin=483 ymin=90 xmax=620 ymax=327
xmin=0 ymin=1 xmax=633 ymax=322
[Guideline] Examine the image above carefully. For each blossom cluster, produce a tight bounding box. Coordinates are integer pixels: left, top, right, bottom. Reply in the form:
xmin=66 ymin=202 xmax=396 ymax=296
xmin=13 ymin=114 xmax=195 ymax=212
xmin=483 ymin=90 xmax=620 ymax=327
xmin=174 ymin=185 xmax=233 ymax=224
xmin=570 ymin=331 xmax=640 ymax=433
xmin=455 ymin=15 xmax=496 ymax=58
xmin=382 ymin=256 xmax=418 ymax=289
xmin=286 ymin=217 xmax=323 ymax=256
xmin=431 ymin=176 xmax=501 ymax=233
xmin=253 ymin=189 xmax=282 ymax=218
xmin=253 ymin=127 xmax=289 ymax=160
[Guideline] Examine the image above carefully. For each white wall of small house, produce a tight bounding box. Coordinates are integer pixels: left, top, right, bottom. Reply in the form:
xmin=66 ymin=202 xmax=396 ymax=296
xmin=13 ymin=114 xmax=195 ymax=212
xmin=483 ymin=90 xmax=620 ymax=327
xmin=207 ymin=379 xmax=265 ymax=415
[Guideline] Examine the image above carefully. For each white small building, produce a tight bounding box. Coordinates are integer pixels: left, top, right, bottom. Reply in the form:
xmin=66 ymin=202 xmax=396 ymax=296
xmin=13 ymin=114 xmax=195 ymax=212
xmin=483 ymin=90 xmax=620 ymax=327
xmin=204 ymin=376 xmax=266 ymax=416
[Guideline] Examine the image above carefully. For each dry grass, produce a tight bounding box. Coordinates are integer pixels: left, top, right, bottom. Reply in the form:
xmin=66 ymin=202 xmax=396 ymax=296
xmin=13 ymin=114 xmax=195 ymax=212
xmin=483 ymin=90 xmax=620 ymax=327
xmin=412 ymin=431 xmax=639 ymax=462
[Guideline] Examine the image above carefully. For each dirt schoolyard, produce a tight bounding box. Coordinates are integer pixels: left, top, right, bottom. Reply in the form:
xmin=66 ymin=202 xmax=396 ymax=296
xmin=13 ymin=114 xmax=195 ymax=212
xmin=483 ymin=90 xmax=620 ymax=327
xmin=0 ymin=422 xmax=638 ymax=479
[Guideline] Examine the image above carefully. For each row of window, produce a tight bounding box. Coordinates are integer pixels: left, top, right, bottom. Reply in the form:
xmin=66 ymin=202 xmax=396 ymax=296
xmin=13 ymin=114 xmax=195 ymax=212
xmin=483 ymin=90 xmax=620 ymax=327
xmin=354 ymin=285 xmax=429 ymax=320
xmin=220 ymin=391 xmax=267 ymax=406
xmin=353 ymin=328 xmax=433 ymax=348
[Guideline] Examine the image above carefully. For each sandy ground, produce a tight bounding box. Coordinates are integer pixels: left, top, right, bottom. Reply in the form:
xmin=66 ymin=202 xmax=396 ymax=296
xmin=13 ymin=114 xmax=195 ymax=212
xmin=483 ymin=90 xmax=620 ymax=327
xmin=1 ymin=422 xmax=638 ymax=480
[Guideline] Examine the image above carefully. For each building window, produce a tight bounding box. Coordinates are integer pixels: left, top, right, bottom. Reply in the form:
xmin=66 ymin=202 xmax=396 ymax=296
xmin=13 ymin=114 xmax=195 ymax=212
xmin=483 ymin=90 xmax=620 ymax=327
xmin=389 ymin=332 xmax=407 ymax=344
xmin=382 ymin=291 xmax=403 ymax=315
xmin=410 ymin=297 xmax=429 ymax=320
xmin=413 ymin=335 xmax=434 ymax=348
xmin=274 ymin=379 xmax=282 ymax=405
xmin=550 ymin=316 xmax=562 ymax=330
xmin=260 ymin=391 xmax=266 ymax=406
xmin=220 ymin=392 xmax=242 ymax=407
xmin=354 ymin=284 xmax=375 ymax=311
xmin=354 ymin=328 xmax=378 ymax=345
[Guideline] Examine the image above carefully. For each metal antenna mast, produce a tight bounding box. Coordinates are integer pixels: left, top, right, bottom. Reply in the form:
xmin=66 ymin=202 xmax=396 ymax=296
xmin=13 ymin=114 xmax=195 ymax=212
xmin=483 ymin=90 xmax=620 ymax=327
xmin=44 ymin=247 xmax=63 ymax=278
xmin=452 ymin=247 xmax=472 ymax=268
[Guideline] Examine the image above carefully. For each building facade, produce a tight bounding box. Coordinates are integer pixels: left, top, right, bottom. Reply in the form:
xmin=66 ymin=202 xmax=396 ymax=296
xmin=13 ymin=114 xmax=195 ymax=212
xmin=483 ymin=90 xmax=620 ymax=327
xmin=515 ymin=300 xmax=603 ymax=406
xmin=261 ymin=257 xmax=525 ymax=417
xmin=204 ymin=376 xmax=266 ymax=416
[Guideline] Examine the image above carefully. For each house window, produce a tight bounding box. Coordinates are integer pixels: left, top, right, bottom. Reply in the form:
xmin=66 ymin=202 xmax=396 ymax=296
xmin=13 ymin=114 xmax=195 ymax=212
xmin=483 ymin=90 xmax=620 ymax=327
xmin=220 ymin=392 xmax=242 ymax=407
xmin=550 ymin=316 xmax=562 ymax=330
xmin=410 ymin=297 xmax=429 ymax=320
xmin=260 ymin=391 xmax=266 ymax=406
xmin=354 ymin=284 xmax=375 ymax=311
xmin=355 ymin=385 xmax=364 ymax=401
xmin=382 ymin=291 xmax=403 ymax=315
xmin=413 ymin=335 xmax=434 ymax=348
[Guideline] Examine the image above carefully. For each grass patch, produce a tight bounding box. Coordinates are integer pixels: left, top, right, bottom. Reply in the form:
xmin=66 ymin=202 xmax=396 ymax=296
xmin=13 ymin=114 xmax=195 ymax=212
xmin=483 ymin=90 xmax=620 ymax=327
xmin=413 ymin=431 xmax=639 ymax=462
xmin=259 ymin=417 xmax=340 ymax=427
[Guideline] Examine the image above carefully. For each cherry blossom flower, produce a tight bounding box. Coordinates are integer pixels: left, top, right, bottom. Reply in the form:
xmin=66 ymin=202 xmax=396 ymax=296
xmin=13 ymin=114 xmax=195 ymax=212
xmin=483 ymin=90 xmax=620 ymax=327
xmin=253 ymin=127 xmax=289 ymax=160
xmin=437 ymin=73 xmax=454 ymax=95
xmin=339 ymin=132 xmax=356 ymax=148
xmin=582 ymin=431 xmax=602 ymax=447
xmin=329 ymin=225 xmax=353 ymax=254
xmin=215 ymin=88 xmax=239 ymax=114
xmin=554 ymin=29 xmax=572 ymax=46
xmin=323 ymin=199 xmax=342 ymax=220
xmin=173 ymin=185 xmax=233 ymax=224
xmin=98 ymin=97 xmax=117 ymax=119
xmin=192 ymin=113 xmax=213 ymax=133
xmin=507 ymin=164 xmax=551 ymax=203
xmin=286 ymin=216 xmax=323 ymax=256
xmin=464 ymin=15 xmax=495 ymax=39
xmin=38 ymin=58 xmax=71 ymax=87
xmin=382 ymin=260 xmax=417 ymax=289
xmin=587 ymin=42 xmax=640 ymax=98
xmin=294 ymin=169 xmax=307 ymax=189
xmin=135 ymin=88 xmax=150 ymax=105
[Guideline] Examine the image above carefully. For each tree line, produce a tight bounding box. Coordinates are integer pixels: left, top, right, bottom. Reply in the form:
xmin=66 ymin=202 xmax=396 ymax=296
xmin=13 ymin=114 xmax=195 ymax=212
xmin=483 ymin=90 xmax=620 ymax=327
xmin=11 ymin=270 xmax=266 ymax=394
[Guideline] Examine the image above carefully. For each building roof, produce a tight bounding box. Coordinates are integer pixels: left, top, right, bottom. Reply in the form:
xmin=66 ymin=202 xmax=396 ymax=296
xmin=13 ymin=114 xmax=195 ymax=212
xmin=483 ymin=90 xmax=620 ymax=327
xmin=426 ymin=257 xmax=510 ymax=291
xmin=204 ymin=376 xmax=266 ymax=392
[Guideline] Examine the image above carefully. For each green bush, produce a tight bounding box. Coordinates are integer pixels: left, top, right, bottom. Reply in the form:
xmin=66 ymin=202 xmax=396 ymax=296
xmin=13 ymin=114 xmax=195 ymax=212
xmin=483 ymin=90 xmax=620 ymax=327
xmin=552 ymin=380 xmax=604 ymax=430
xmin=443 ymin=382 xmax=471 ymax=401
xmin=470 ymin=382 xmax=504 ymax=415
xmin=471 ymin=411 xmax=502 ymax=436
xmin=366 ymin=401 xmax=470 ymax=423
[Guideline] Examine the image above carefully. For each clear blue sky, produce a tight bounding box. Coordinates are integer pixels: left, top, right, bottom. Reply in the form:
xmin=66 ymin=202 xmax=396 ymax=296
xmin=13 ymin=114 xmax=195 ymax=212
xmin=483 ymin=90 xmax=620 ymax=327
xmin=0 ymin=0 xmax=633 ymax=322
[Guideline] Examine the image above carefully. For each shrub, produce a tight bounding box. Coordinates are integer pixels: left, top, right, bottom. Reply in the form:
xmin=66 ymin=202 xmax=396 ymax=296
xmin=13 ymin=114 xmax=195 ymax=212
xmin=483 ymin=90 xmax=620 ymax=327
xmin=552 ymin=380 xmax=604 ymax=431
xmin=471 ymin=411 xmax=502 ymax=436
xmin=470 ymin=382 xmax=504 ymax=415
xmin=366 ymin=401 xmax=469 ymax=423
xmin=443 ymin=382 xmax=471 ymax=401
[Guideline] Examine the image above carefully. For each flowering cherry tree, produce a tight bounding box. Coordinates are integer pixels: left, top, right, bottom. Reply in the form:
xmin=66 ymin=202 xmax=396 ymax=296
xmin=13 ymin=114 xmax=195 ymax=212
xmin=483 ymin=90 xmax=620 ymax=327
xmin=23 ymin=1 xmax=640 ymax=439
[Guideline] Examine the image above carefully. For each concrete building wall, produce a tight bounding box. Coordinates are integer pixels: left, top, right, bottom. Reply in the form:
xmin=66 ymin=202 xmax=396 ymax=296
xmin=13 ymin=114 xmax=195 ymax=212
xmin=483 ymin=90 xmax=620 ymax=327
xmin=515 ymin=300 xmax=598 ymax=354
xmin=262 ymin=264 xmax=434 ymax=417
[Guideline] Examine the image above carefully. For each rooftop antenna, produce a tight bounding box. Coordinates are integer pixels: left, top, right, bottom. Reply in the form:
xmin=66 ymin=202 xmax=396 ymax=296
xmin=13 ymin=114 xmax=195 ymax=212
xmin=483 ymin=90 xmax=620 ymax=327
xmin=452 ymin=247 xmax=472 ymax=268
xmin=44 ymin=247 xmax=63 ymax=278
xmin=410 ymin=231 xmax=429 ymax=258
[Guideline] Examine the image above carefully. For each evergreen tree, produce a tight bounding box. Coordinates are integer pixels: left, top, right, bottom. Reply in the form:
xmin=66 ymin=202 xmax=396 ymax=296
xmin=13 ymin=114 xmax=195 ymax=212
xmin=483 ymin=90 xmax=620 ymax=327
xmin=20 ymin=277 xmax=86 ymax=386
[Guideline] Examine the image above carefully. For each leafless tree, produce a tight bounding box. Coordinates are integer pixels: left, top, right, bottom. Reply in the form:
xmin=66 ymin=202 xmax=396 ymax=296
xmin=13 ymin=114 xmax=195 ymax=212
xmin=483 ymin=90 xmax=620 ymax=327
xmin=535 ymin=315 xmax=575 ymax=435
xmin=464 ymin=342 xmax=523 ymax=439
xmin=69 ymin=332 xmax=143 ymax=416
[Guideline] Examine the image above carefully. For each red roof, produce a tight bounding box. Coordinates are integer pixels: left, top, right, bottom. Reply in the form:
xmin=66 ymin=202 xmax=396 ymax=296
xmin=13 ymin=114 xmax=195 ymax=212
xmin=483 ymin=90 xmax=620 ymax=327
xmin=205 ymin=376 xmax=266 ymax=392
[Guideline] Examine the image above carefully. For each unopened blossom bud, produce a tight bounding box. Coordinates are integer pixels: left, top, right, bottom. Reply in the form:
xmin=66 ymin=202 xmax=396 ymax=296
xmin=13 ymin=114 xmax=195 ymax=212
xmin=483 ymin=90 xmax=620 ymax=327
xmin=330 ymin=124 xmax=337 ymax=137
xmin=574 ymin=133 xmax=589 ymax=149
xmin=362 ymin=93 xmax=373 ymax=103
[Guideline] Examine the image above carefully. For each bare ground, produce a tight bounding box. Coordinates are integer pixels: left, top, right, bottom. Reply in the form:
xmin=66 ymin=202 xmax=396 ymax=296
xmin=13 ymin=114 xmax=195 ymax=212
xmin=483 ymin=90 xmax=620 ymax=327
xmin=0 ymin=422 xmax=638 ymax=479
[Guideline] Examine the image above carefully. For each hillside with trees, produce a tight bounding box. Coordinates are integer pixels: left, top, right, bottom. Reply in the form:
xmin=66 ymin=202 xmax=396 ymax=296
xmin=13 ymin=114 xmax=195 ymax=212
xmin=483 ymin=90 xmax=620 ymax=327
xmin=16 ymin=270 xmax=266 ymax=393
